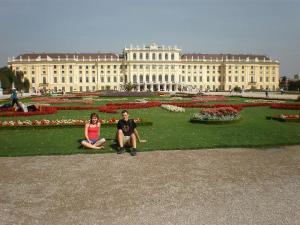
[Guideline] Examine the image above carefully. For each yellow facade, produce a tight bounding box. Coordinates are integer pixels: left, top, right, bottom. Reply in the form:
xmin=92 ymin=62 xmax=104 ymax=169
xmin=8 ymin=43 xmax=280 ymax=92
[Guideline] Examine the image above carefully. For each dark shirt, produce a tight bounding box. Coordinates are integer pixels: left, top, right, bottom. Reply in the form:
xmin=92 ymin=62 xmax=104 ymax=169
xmin=117 ymin=119 xmax=136 ymax=136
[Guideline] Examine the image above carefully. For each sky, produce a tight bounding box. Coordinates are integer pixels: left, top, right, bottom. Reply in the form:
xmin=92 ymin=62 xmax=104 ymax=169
xmin=0 ymin=0 xmax=299 ymax=77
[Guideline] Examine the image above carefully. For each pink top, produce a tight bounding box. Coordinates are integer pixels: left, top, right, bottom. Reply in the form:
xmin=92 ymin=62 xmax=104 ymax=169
xmin=87 ymin=124 xmax=99 ymax=139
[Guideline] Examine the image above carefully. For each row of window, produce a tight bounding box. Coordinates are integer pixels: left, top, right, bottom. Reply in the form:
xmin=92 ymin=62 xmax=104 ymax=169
xmin=50 ymin=84 xmax=277 ymax=93
xmin=131 ymin=52 xmax=175 ymax=60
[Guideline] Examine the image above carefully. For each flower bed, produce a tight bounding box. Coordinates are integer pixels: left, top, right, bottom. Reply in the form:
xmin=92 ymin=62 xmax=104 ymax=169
xmin=100 ymin=91 xmax=156 ymax=97
xmin=266 ymin=114 xmax=300 ymax=122
xmin=190 ymin=107 xmax=241 ymax=124
xmin=32 ymin=97 xmax=93 ymax=104
xmin=270 ymin=104 xmax=300 ymax=110
xmin=0 ymin=107 xmax=57 ymax=117
xmin=161 ymin=104 xmax=185 ymax=112
xmin=0 ymin=118 xmax=153 ymax=128
xmin=245 ymin=99 xmax=286 ymax=103
xmin=106 ymin=101 xmax=162 ymax=109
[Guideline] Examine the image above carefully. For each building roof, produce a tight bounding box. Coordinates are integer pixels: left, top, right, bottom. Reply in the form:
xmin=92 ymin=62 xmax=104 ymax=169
xmin=15 ymin=53 xmax=120 ymax=60
xmin=181 ymin=54 xmax=270 ymax=61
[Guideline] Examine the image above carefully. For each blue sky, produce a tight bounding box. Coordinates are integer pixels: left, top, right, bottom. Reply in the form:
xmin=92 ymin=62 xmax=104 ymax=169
xmin=0 ymin=0 xmax=299 ymax=77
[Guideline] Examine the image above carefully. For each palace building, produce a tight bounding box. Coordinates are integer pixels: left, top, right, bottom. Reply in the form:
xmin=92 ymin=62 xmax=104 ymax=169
xmin=7 ymin=43 xmax=280 ymax=93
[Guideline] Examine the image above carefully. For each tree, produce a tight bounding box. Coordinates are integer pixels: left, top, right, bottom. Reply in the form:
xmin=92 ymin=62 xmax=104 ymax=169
xmin=0 ymin=66 xmax=28 ymax=92
xmin=288 ymin=80 xmax=300 ymax=91
xmin=279 ymin=76 xmax=288 ymax=89
xmin=121 ymin=82 xmax=137 ymax=92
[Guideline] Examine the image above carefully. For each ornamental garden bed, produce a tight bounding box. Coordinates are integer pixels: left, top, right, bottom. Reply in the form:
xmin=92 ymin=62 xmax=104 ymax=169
xmin=190 ymin=107 xmax=241 ymax=124
xmin=0 ymin=118 xmax=153 ymax=128
xmin=266 ymin=114 xmax=300 ymax=122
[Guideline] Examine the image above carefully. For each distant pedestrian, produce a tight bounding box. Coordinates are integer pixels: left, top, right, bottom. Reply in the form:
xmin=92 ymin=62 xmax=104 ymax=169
xmin=280 ymin=88 xmax=284 ymax=95
xmin=10 ymin=88 xmax=19 ymax=107
xmin=265 ymin=88 xmax=269 ymax=98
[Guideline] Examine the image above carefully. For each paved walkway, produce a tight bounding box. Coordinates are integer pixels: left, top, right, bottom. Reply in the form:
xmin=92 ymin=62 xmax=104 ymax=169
xmin=0 ymin=146 xmax=299 ymax=225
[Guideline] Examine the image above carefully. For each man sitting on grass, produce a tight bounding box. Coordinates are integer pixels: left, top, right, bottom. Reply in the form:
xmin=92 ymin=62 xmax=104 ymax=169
xmin=117 ymin=110 xmax=146 ymax=156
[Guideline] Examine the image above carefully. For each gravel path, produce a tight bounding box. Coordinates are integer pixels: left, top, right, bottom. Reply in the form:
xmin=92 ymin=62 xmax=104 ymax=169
xmin=1 ymin=146 xmax=299 ymax=225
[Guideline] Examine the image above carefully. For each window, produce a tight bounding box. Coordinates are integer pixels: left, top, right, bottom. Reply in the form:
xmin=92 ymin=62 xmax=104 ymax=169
xmin=165 ymin=75 xmax=168 ymax=82
xmin=92 ymin=77 xmax=96 ymax=82
xmin=165 ymin=53 xmax=168 ymax=60
xmin=54 ymin=65 xmax=57 ymax=69
xmin=140 ymin=53 xmax=143 ymax=60
xmin=79 ymin=65 xmax=82 ymax=69
xmin=101 ymin=77 xmax=104 ymax=82
xmin=194 ymin=76 xmax=197 ymax=82
xmin=159 ymin=53 xmax=162 ymax=60
xmin=171 ymin=53 xmax=174 ymax=60
xmin=62 ymin=77 xmax=65 ymax=83
xmin=171 ymin=75 xmax=175 ymax=82
xmin=43 ymin=77 xmax=46 ymax=84
xmin=146 ymin=53 xmax=149 ymax=60
xmin=260 ymin=77 xmax=263 ymax=82
xmin=152 ymin=75 xmax=156 ymax=82
xmin=79 ymin=77 xmax=83 ymax=83
xmin=69 ymin=77 xmax=72 ymax=83
xmin=113 ymin=76 xmax=117 ymax=82
xmin=140 ymin=65 xmax=143 ymax=69
xmin=146 ymin=75 xmax=149 ymax=83
xmin=86 ymin=77 xmax=89 ymax=83
xmin=133 ymin=75 xmax=137 ymax=83
xmin=61 ymin=65 xmax=64 ymax=69
xmin=228 ymin=76 xmax=232 ymax=82
xmin=207 ymin=76 xmax=210 ymax=82
xmin=139 ymin=75 xmax=143 ymax=82
xmin=152 ymin=53 xmax=156 ymax=60
xmin=31 ymin=77 xmax=35 ymax=83
xmin=159 ymin=75 xmax=162 ymax=82
xmin=133 ymin=53 xmax=136 ymax=60
xmin=107 ymin=76 xmax=111 ymax=82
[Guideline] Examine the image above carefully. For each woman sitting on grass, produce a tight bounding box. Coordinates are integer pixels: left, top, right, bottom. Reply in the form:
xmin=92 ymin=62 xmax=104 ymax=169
xmin=81 ymin=112 xmax=106 ymax=150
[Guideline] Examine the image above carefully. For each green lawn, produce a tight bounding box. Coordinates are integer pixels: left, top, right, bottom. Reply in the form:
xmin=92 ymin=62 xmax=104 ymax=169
xmin=1 ymin=97 xmax=300 ymax=156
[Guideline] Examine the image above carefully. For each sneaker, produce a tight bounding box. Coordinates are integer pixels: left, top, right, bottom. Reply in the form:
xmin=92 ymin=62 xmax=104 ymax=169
xmin=130 ymin=148 xmax=137 ymax=156
xmin=117 ymin=147 xmax=125 ymax=154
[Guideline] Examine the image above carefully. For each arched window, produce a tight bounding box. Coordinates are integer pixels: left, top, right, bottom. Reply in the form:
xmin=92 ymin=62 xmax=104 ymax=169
xmin=165 ymin=53 xmax=168 ymax=60
xmin=133 ymin=75 xmax=137 ymax=83
xmin=152 ymin=53 xmax=156 ymax=60
xmin=165 ymin=75 xmax=168 ymax=82
xmin=152 ymin=75 xmax=156 ymax=82
xmin=146 ymin=75 xmax=149 ymax=83
xmin=171 ymin=75 xmax=175 ymax=82
xmin=159 ymin=53 xmax=162 ymax=60
xmin=139 ymin=75 xmax=143 ymax=83
xmin=159 ymin=75 xmax=162 ymax=82
xmin=133 ymin=53 xmax=137 ymax=60
xmin=146 ymin=53 xmax=149 ymax=60
xmin=139 ymin=53 xmax=143 ymax=60
xmin=171 ymin=53 xmax=174 ymax=60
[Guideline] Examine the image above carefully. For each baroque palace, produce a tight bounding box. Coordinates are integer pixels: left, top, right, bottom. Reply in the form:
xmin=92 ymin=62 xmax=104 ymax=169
xmin=8 ymin=43 xmax=279 ymax=93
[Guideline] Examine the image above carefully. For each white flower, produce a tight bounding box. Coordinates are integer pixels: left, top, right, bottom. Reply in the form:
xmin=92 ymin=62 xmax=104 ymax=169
xmin=161 ymin=104 xmax=185 ymax=113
